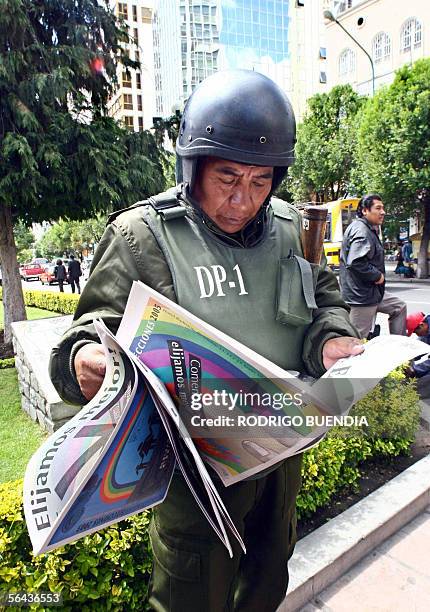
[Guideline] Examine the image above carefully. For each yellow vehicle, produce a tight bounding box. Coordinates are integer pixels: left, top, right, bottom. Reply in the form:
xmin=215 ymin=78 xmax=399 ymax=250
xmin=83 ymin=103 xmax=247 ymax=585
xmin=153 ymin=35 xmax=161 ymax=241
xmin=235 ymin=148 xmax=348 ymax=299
xmin=321 ymin=198 xmax=359 ymax=267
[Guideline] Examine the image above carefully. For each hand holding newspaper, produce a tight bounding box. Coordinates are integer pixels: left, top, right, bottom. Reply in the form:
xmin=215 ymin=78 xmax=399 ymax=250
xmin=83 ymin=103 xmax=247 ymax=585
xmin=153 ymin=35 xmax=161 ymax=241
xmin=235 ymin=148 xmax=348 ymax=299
xmin=24 ymin=282 xmax=427 ymax=556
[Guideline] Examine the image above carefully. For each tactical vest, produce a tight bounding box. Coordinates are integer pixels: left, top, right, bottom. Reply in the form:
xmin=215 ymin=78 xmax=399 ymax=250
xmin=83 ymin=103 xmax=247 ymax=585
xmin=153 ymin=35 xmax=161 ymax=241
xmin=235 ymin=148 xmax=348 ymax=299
xmin=141 ymin=194 xmax=318 ymax=372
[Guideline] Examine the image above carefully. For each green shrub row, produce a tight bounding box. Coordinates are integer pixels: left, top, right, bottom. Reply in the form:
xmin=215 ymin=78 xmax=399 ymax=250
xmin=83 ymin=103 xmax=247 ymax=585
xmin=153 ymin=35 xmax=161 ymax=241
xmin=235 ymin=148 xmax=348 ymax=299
xmin=297 ymin=369 xmax=420 ymax=517
xmin=0 ymin=370 xmax=420 ymax=608
xmin=0 ymin=287 xmax=79 ymax=315
xmin=0 ymin=480 xmax=152 ymax=611
xmin=0 ymin=357 xmax=15 ymax=369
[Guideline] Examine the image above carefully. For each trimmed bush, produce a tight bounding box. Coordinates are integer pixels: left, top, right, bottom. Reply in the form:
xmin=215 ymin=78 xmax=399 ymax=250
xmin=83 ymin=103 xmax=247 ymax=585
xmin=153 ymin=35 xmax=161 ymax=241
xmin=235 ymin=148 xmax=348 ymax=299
xmin=0 ymin=357 xmax=15 ymax=369
xmin=0 ymin=480 xmax=152 ymax=611
xmin=0 ymin=288 xmax=79 ymax=315
xmin=296 ymin=370 xmax=420 ymax=518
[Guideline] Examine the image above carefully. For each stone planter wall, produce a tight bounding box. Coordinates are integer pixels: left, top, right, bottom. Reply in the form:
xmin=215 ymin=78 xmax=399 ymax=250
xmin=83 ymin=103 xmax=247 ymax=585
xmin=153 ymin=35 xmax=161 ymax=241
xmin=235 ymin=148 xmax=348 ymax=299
xmin=11 ymin=316 xmax=81 ymax=433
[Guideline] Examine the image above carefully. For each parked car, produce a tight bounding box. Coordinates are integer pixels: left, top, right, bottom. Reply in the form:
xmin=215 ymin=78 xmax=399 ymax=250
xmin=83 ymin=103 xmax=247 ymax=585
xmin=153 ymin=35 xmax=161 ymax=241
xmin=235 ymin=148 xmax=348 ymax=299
xmin=32 ymin=257 xmax=49 ymax=267
xmin=20 ymin=263 xmax=45 ymax=281
xmin=40 ymin=264 xmax=68 ymax=285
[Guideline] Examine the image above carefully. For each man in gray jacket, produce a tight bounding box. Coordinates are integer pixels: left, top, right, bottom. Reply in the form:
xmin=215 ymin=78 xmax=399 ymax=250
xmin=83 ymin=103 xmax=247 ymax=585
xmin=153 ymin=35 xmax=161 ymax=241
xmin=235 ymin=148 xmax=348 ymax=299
xmin=339 ymin=193 xmax=407 ymax=338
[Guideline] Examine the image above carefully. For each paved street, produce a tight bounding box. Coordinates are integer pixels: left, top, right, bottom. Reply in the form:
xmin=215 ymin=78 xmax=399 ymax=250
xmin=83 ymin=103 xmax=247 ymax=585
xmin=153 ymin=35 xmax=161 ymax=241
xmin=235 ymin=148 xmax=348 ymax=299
xmin=374 ymin=264 xmax=430 ymax=332
xmin=21 ymin=276 xmax=88 ymax=294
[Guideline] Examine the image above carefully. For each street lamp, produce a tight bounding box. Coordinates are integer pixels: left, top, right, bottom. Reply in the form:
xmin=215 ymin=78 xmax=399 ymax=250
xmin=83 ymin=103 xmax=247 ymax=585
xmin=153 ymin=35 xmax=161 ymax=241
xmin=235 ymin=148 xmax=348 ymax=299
xmin=323 ymin=9 xmax=375 ymax=96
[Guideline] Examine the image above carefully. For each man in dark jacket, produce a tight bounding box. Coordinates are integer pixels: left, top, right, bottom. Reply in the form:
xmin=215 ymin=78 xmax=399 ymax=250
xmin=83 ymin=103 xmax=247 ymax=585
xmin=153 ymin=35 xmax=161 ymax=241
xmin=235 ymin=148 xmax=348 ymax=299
xmin=54 ymin=259 xmax=67 ymax=293
xmin=50 ymin=70 xmax=363 ymax=612
xmin=339 ymin=194 xmax=407 ymax=338
xmin=67 ymin=254 xmax=82 ymax=294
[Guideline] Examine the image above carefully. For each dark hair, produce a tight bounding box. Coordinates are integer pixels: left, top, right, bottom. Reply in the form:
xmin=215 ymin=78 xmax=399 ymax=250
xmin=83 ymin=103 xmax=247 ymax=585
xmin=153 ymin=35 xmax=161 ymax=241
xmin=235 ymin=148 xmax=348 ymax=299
xmin=56 ymin=259 xmax=62 ymax=265
xmin=70 ymin=254 xmax=75 ymax=259
xmin=357 ymin=193 xmax=382 ymax=218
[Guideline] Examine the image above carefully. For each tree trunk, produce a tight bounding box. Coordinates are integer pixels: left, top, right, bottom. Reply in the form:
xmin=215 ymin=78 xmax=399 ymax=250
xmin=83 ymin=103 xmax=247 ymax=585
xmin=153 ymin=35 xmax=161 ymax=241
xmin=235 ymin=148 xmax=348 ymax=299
xmin=417 ymin=193 xmax=430 ymax=279
xmin=0 ymin=204 xmax=27 ymax=344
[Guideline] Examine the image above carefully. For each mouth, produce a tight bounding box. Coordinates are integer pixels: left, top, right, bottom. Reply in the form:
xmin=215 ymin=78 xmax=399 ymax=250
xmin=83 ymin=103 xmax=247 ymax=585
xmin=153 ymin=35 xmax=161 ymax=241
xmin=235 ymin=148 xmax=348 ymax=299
xmin=221 ymin=216 xmax=247 ymax=226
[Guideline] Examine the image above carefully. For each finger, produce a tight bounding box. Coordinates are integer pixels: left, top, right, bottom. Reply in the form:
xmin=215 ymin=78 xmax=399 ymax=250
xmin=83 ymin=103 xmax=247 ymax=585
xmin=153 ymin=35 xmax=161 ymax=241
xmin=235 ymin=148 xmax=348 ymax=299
xmin=79 ymin=373 xmax=105 ymax=401
xmin=349 ymin=343 xmax=365 ymax=355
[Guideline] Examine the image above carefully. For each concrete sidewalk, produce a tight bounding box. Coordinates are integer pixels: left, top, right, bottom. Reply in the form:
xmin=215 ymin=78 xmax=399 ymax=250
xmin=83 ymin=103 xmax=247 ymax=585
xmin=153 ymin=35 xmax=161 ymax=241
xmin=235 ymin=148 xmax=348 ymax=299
xmin=281 ymin=453 xmax=430 ymax=612
xmin=299 ymin=505 xmax=430 ymax=612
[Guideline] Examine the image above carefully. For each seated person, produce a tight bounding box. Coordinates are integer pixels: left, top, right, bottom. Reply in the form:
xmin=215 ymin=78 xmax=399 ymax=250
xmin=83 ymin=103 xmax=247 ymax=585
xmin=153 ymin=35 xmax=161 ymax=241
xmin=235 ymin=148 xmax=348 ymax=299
xmin=405 ymin=312 xmax=430 ymax=398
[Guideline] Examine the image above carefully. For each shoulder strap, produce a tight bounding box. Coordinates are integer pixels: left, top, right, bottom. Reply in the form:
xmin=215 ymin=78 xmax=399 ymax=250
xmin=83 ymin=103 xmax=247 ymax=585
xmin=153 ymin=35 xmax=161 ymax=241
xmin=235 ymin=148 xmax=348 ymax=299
xmin=148 ymin=189 xmax=187 ymax=220
xmin=270 ymin=198 xmax=294 ymax=220
xmin=107 ymin=187 xmax=186 ymax=225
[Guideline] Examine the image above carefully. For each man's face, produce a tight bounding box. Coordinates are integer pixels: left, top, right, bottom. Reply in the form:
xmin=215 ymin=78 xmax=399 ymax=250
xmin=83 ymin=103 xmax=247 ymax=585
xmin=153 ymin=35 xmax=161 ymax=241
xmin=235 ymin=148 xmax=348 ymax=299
xmin=363 ymin=199 xmax=385 ymax=226
xmin=192 ymin=157 xmax=274 ymax=234
xmin=414 ymin=321 xmax=429 ymax=337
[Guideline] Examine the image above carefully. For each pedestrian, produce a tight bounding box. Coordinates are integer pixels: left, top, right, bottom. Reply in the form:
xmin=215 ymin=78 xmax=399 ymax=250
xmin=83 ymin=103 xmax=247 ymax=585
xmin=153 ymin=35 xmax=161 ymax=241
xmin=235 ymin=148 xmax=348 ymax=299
xmin=54 ymin=258 xmax=67 ymax=293
xmin=402 ymin=238 xmax=413 ymax=263
xmin=394 ymin=242 xmax=404 ymax=274
xmin=49 ymin=70 xmax=363 ymax=612
xmin=68 ymin=254 xmax=82 ymax=294
xmin=339 ymin=194 xmax=407 ymax=339
xmin=405 ymin=312 xmax=430 ymax=398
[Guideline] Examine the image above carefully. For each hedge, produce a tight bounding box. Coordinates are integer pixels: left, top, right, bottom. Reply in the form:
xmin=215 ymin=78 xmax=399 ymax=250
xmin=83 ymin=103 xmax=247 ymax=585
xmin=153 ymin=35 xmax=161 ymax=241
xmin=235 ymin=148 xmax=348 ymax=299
xmin=0 ymin=287 xmax=79 ymax=315
xmin=0 ymin=371 xmax=420 ymax=609
xmin=0 ymin=480 xmax=152 ymax=611
xmin=0 ymin=357 xmax=15 ymax=369
xmin=297 ymin=368 xmax=420 ymax=517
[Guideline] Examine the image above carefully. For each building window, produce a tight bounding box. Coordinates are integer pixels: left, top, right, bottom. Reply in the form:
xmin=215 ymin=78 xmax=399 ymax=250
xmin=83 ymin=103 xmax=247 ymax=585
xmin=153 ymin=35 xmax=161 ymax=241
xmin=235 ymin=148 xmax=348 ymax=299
xmin=137 ymin=95 xmax=143 ymax=111
xmin=118 ymin=3 xmax=128 ymax=20
xmin=122 ymin=71 xmax=132 ymax=87
xmin=372 ymin=32 xmax=391 ymax=63
xmin=401 ymin=18 xmax=422 ymax=53
xmin=136 ymin=72 xmax=141 ymax=89
xmin=135 ymin=49 xmax=140 ymax=63
xmin=123 ymin=94 xmax=133 ymax=110
xmin=319 ymin=71 xmax=327 ymax=84
xmin=336 ymin=0 xmax=353 ymax=14
xmin=133 ymin=27 xmax=138 ymax=43
xmin=138 ymin=117 xmax=144 ymax=131
xmin=124 ymin=116 xmax=134 ymax=130
xmin=132 ymin=4 xmax=137 ymax=22
xmin=141 ymin=7 xmax=152 ymax=23
xmin=319 ymin=47 xmax=327 ymax=60
xmin=338 ymin=48 xmax=355 ymax=76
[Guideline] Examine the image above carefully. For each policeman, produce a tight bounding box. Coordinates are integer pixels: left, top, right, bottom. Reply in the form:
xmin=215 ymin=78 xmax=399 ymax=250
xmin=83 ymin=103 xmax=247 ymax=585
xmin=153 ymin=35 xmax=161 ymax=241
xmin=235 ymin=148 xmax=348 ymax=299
xmin=50 ymin=70 xmax=362 ymax=611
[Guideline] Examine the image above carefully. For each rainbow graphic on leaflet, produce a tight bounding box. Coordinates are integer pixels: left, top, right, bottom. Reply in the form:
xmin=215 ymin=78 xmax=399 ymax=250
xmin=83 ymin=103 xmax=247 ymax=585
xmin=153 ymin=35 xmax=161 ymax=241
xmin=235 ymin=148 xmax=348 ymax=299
xmin=99 ymin=389 xmax=147 ymax=504
xmin=127 ymin=298 xmax=311 ymax=477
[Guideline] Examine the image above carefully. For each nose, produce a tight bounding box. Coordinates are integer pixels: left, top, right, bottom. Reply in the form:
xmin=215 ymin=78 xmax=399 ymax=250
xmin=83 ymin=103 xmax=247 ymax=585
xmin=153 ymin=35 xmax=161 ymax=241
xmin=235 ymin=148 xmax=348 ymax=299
xmin=230 ymin=184 xmax=251 ymax=211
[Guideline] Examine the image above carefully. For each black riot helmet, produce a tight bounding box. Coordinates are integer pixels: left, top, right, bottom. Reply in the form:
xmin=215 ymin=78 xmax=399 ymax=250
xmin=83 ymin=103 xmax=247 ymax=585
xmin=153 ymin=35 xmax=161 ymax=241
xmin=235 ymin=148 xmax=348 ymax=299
xmin=176 ymin=69 xmax=296 ymax=192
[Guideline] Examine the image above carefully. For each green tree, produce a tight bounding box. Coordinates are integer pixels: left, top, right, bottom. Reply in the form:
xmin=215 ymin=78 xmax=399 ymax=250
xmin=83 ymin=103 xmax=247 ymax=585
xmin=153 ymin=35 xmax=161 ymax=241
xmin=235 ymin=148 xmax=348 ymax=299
xmin=0 ymin=0 xmax=166 ymax=343
xmin=13 ymin=221 xmax=34 ymax=262
xmin=34 ymin=221 xmax=72 ymax=260
xmin=284 ymin=85 xmax=364 ymax=204
xmin=355 ymin=59 xmax=430 ymax=277
xmin=35 ymin=216 xmax=106 ymax=259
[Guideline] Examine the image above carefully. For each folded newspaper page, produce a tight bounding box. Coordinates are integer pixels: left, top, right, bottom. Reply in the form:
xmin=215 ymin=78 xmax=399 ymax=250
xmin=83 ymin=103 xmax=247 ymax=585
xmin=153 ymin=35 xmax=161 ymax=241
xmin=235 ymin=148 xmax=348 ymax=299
xmin=24 ymin=281 xmax=427 ymax=556
xmin=24 ymin=327 xmax=175 ymax=556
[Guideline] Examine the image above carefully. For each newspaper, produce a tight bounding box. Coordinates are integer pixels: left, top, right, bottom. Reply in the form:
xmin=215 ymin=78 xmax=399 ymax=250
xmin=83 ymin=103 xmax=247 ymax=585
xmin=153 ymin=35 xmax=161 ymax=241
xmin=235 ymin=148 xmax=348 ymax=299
xmin=24 ymin=281 xmax=427 ymax=556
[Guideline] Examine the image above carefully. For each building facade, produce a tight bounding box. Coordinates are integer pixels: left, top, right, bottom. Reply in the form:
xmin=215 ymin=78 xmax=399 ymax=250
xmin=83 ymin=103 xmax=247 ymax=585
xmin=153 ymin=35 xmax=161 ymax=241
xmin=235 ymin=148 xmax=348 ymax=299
xmin=152 ymin=0 xmax=294 ymax=118
xmin=326 ymin=0 xmax=430 ymax=96
xmin=107 ymin=1 xmax=156 ymax=130
xmin=288 ymin=0 xmax=332 ymax=120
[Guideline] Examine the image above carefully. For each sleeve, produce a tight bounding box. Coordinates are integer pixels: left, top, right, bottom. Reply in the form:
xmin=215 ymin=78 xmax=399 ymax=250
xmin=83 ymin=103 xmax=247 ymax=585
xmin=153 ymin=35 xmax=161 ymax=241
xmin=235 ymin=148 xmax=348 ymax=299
xmin=302 ymin=255 xmax=360 ymax=377
xmin=412 ymin=338 xmax=430 ymax=377
xmin=49 ymin=215 xmax=174 ymax=405
xmin=345 ymin=236 xmax=382 ymax=283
